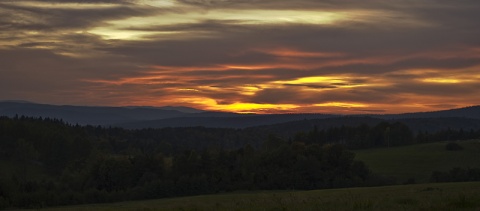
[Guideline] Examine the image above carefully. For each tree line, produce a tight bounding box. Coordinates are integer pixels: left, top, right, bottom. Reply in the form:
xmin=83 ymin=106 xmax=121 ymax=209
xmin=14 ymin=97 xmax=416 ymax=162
xmin=292 ymin=122 xmax=480 ymax=149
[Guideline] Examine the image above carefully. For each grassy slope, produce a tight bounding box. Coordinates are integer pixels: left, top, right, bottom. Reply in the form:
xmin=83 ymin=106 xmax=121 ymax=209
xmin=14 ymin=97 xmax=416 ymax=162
xmin=354 ymin=140 xmax=480 ymax=183
xmin=12 ymin=182 xmax=480 ymax=211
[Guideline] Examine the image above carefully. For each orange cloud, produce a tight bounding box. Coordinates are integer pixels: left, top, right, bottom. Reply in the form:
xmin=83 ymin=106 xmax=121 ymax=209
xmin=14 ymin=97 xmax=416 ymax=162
xmin=82 ymin=56 xmax=480 ymax=114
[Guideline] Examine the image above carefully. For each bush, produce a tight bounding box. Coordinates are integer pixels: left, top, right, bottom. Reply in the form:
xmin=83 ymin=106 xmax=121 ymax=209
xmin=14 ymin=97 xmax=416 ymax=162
xmin=445 ymin=142 xmax=463 ymax=151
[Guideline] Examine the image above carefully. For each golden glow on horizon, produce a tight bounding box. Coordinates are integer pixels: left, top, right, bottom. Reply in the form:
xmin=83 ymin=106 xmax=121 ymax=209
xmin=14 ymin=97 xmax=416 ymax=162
xmin=84 ymin=60 xmax=480 ymax=115
xmin=86 ymin=69 xmax=385 ymax=109
xmin=164 ymin=97 xmax=299 ymax=113
xmin=97 ymin=85 xmax=479 ymax=114
xmin=119 ymin=93 xmax=478 ymax=114
xmin=214 ymin=102 xmax=299 ymax=113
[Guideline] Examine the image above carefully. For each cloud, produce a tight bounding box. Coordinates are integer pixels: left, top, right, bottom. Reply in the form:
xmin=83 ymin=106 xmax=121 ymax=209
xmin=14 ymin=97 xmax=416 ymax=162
xmin=1 ymin=0 xmax=480 ymax=113
xmin=0 ymin=2 xmax=146 ymax=28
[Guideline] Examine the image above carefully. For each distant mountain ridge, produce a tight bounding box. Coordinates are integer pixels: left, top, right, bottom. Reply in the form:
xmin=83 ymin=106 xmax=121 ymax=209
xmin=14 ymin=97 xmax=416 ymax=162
xmin=1 ymin=101 xmax=480 ymax=129
xmin=114 ymin=105 xmax=480 ymax=129
xmin=124 ymin=105 xmax=204 ymax=113
xmin=376 ymin=105 xmax=480 ymax=119
xmin=116 ymin=113 xmax=338 ymax=129
xmin=0 ymin=101 xmax=212 ymax=125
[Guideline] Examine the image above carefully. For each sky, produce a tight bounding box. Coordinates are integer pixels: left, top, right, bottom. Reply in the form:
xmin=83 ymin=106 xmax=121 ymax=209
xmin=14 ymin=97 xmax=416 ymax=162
xmin=1 ymin=0 xmax=480 ymax=114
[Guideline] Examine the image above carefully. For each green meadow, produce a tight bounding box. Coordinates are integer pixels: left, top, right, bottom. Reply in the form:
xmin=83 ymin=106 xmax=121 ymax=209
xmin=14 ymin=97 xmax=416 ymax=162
xmin=355 ymin=140 xmax=480 ymax=183
xmin=12 ymin=182 xmax=480 ymax=211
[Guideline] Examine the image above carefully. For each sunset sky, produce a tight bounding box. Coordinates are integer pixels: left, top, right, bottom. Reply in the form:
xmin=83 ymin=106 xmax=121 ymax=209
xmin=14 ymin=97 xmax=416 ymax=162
xmin=1 ymin=0 xmax=480 ymax=114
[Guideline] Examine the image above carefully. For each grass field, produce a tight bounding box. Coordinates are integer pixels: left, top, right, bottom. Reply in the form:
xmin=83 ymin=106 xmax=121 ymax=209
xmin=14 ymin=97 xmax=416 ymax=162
xmin=355 ymin=139 xmax=480 ymax=183
xmin=11 ymin=182 xmax=480 ymax=211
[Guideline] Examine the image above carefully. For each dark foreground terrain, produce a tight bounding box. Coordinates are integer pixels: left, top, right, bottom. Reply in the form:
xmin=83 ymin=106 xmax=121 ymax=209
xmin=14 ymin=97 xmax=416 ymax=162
xmin=1 ymin=116 xmax=480 ymax=210
xmin=12 ymin=182 xmax=480 ymax=211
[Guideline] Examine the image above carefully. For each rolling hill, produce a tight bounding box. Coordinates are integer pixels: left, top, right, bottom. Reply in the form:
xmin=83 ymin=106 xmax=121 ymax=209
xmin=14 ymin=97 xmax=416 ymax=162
xmin=114 ymin=105 xmax=480 ymax=129
xmin=355 ymin=140 xmax=480 ymax=183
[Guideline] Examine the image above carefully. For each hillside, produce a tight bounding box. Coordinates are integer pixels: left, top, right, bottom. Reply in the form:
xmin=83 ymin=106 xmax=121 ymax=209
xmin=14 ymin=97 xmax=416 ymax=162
xmin=355 ymin=140 xmax=480 ymax=183
xmin=248 ymin=117 xmax=480 ymax=140
xmin=117 ymin=106 xmax=480 ymax=129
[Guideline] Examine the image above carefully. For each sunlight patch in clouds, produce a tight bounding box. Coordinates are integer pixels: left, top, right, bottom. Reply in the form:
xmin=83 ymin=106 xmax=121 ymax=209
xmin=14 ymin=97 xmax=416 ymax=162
xmin=87 ymin=9 xmax=364 ymax=40
xmin=280 ymin=76 xmax=346 ymax=85
xmin=215 ymin=10 xmax=347 ymax=25
xmin=156 ymin=96 xmax=298 ymax=113
xmin=139 ymin=0 xmax=177 ymax=7
xmin=178 ymin=88 xmax=200 ymax=92
xmin=314 ymin=102 xmax=367 ymax=108
xmin=239 ymin=85 xmax=261 ymax=96
xmin=422 ymin=78 xmax=462 ymax=84
xmin=272 ymin=76 xmax=371 ymax=89
xmin=88 ymin=28 xmax=179 ymax=40
xmin=421 ymin=75 xmax=480 ymax=84
xmin=208 ymin=102 xmax=299 ymax=113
